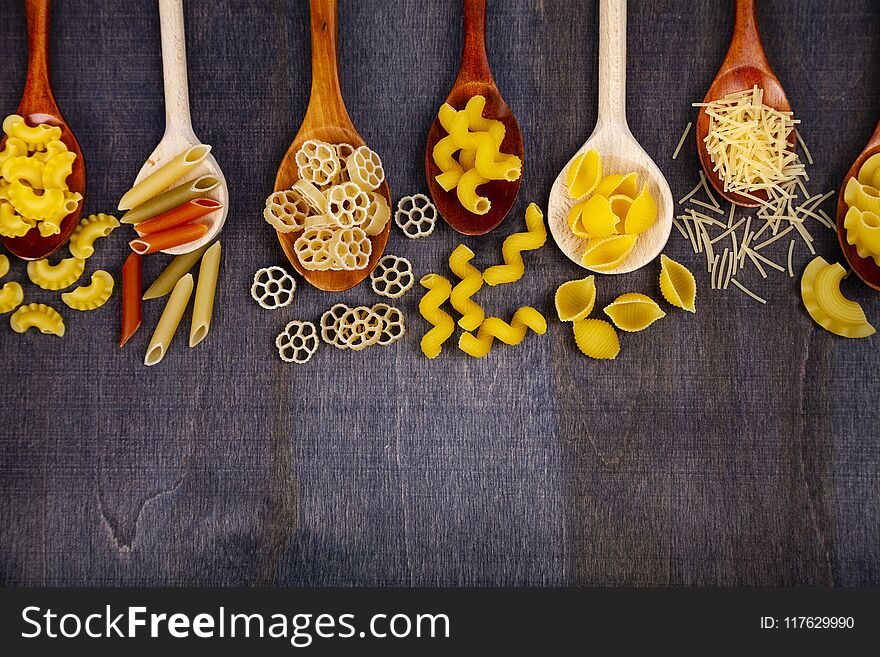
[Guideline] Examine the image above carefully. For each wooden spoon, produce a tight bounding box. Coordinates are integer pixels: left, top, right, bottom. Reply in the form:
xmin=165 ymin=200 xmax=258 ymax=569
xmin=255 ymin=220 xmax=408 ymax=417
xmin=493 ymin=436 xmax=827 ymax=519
xmin=836 ymin=119 xmax=880 ymax=291
xmin=0 ymin=0 xmax=85 ymax=261
xmin=130 ymin=0 xmax=228 ymax=255
xmin=547 ymin=0 xmax=672 ymax=274
xmin=424 ymin=0 xmax=524 ymax=236
xmin=273 ymin=0 xmax=391 ymax=292
xmin=695 ymin=0 xmax=793 ymax=208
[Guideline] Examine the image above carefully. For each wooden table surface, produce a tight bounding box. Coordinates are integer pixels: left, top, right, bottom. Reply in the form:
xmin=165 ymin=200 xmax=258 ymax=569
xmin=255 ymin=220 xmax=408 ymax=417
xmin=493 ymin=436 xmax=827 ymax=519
xmin=1 ymin=0 xmax=878 ymax=586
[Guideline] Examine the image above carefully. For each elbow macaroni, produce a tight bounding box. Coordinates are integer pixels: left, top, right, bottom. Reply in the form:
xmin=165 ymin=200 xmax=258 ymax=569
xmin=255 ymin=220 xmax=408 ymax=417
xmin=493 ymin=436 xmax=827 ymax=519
xmin=62 ymin=270 xmax=114 ymax=311
xmin=10 ymin=302 xmax=65 ymax=337
xmin=27 ymin=256 xmax=85 ymax=290
xmin=69 ymin=213 xmax=120 ymax=259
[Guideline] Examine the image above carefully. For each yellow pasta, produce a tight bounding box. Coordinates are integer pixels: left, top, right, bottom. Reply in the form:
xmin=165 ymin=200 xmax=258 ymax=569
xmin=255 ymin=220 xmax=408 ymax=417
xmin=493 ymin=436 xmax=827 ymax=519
xmin=580 ymin=234 xmax=637 ymax=272
xmin=0 ymin=253 xmax=8 ymax=278
xmin=3 ymin=114 xmax=61 ymax=149
xmin=30 ymin=139 xmax=68 ymax=164
xmin=576 ymin=195 xmax=618 ymax=238
xmin=555 ymin=275 xmax=596 ymax=322
xmin=593 ymin=173 xmax=627 ymax=198
xmin=0 ymin=281 xmax=23 ymax=313
xmin=459 ymin=307 xmax=546 ymax=358
xmin=42 ymin=150 xmax=77 ymax=190
xmin=0 ymin=201 xmax=34 ymax=237
xmin=572 ymin=318 xmax=619 ymax=359
xmin=8 ymin=180 xmax=65 ymax=221
xmin=61 ymin=270 xmax=114 ymax=311
xmin=1 ymin=155 xmax=44 ymax=187
xmin=69 ymin=213 xmax=120 ymax=259
xmin=843 ymin=206 xmax=880 ymax=265
xmin=566 ymin=150 xmax=602 ymax=199
xmin=27 ymin=256 xmax=85 ymax=290
xmin=448 ymin=244 xmax=485 ymax=331
xmin=608 ymin=194 xmax=633 ymax=225
xmin=858 ymin=153 xmax=880 ymax=186
xmin=659 ymin=254 xmax=696 ymax=313
xmin=603 ymin=292 xmax=666 ymax=332
xmin=0 ymin=137 xmax=27 ymax=167
xmin=118 ymin=144 xmax=211 ymax=211
xmin=801 ymin=256 xmax=875 ymax=338
xmin=844 ymin=176 xmax=880 ymax=216
xmin=418 ymin=273 xmax=455 ymax=359
xmin=622 ymin=183 xmax=657 ymax=234
xmin=190 ymin=241 xmax=221 ymax=347
xmin=456 ymin=168 xmax=491 ymax=215
xmin=145 ymin=273 xmax=195 ymax=366
xmin=463 ymin=96 xmax=505 ymax=146
xmin=483 ymin=203 xmax=547 ymax=285
xmin=432 ymin=135 xmax=463 ymax=191
xmin=10 ymin=303 xmax=64 ymax=337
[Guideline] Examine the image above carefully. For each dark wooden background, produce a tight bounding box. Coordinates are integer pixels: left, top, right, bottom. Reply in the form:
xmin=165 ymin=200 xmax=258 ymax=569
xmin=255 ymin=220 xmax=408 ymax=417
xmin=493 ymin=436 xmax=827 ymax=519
xmin=0 ymin=0 xmax=878 ymax=586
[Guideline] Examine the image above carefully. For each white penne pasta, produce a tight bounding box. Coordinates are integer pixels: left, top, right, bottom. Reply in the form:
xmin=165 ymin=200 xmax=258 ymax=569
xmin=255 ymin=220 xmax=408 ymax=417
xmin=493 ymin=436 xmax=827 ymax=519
xmin=189 ymin=242 xmax=221 ymax=347
xmin=118 ymin=144 xmax=211 ymax=211
xmin=145 ymin=273 xmax=194 ymax=366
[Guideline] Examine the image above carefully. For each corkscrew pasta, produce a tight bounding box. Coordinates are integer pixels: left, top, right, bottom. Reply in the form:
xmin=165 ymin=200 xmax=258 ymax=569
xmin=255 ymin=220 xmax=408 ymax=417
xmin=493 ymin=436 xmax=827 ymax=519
xmin=418 ymin=273 xmax=455 ymax=359
xmin=448 ymin=244 xmax=485 ymax=331
xmin=483 ymin=203 xmax=547 ymax=285
xmin=458 ymin=307 xmax=546 ymax=358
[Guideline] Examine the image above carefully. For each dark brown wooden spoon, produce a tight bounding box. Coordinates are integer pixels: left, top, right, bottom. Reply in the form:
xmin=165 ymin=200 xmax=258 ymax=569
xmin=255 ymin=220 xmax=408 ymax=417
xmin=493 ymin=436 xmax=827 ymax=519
xmin=273 ymin=0 xmax=390 ymax=293
xmin=0 ymin=0 xmax=85 ymax=261
xmin=836 ymin=119 xmax=880 ymax=291
xmin=424 ymin=0 xmax=523 ymax=236
xmin=695 ymin=0 xmax=792 ymax=208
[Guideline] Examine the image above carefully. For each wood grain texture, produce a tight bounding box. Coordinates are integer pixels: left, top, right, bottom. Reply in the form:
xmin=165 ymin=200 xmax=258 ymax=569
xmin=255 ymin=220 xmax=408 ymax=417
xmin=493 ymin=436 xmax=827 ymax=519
xmin=0 ymin=0 xmax=878 ymax=586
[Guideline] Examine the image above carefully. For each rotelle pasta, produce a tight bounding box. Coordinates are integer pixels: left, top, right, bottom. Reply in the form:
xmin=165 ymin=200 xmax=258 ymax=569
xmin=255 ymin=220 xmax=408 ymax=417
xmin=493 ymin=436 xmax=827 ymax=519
xmin=121 ymin=174 xmax=221 ymax=224
xmin=134 ymin=198 xmax=222 ymax=236
xmin=120 ymin=252 xmax=142 ymax=347
xmin=118 ymin=144 xmax=212 ymax=211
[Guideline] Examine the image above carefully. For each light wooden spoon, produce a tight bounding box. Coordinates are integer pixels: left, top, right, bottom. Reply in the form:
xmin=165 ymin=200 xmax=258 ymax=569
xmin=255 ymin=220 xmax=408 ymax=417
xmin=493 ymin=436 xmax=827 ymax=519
xmin=129 ymin=0 xmax=228 ymax=255
xmin=273 ymin=0 xmax=391 ymax=292
xmin=424 ymin=0 xmax=524 ymax=236
xmin=1 ymin=0 xmax=85 ymax=261
xmin=836 ymin=119 xmax=880 ymax=291
xmin=695 ymin=0 xmax=793 ymax=208
xmin=548 ymin=0 xmax=672 ymax=274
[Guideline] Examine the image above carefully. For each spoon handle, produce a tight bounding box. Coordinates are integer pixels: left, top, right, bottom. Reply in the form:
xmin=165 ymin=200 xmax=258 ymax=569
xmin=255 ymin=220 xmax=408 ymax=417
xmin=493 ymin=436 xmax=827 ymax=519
xmin=158 ymin=0 xmax=195 ymax=135
xmin=596 ymin=0 xmax=627 ymax=128
xmin=455 ymin=0 xmax=492 ymax=86
xmin=718 ymin=0 xmax=770 ymax=77
xmin=22 ymin=0 xmax=57 ymax=112
xmin=305 ymin=0 xmax=353 ymax=128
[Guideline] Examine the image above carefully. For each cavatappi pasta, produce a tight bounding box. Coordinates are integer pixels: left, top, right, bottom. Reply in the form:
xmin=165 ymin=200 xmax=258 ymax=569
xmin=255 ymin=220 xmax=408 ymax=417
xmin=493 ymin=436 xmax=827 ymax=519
xmin=431 ymin=94 xmax=522 ymax=215
xmin=458 ymin=307 xmax=546 ymax=358
xmin=0 ymin=114 xmax=80 ymax=238
xmin=264 ymin=140 xmax=389 ymax=271
xmin=483 ymin=203 xmax=547 ymax=286
xmin=418 ymin=273 xmax=455 ymax=359
xmin=448 ymin=244 xmax=485 ymax=331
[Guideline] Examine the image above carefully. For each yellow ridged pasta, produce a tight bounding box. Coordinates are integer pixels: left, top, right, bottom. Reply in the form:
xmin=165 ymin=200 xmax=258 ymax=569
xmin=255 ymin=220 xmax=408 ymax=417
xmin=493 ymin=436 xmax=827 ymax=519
xmin=483 ymin=203 xmax=547 ymax=286
xmin=844 ymin=177 xmax=880 ymax=216
xmin=0 ymin=281 xmax=23 ymax=313
xmin=858 ymin=153 xmax=880 ymax=186
xmin=594 ymin=173 xmax=626 ymax=198
xmin=459 ymin=307 xmax=546 ymax=358
xmin=566 ymin=150 xmax=602 ymax=199
xmin=555 ymin=276 xmax=596 ymax=322
xmin=456 ymin=168 xmax=491 ymax=215
xmin=580 ymin=234 xmax=637 ymax=272
xmin=0 ymin=253 xmax=9 ymax=278
xmin=463 ymin=96 xmax=505 ymax=146
xmin=418 ymin=273 xmax=455 ymax=359
xmin=622 ymin=183 xmax=657 ymax=234
xmin=801 ymin=256 xmax=875 ymax=338
xmin=843 ymin=206 xmax=880 ymax=265
xmin=61 ymin=271 xmax=114 ymax=311
xmin=69 ymin=213 xmax=120 ymax=259
xmin=448 ymin=244 xmax=485 ymax=331
xmin=576 ymin=195 xmax=618 ymax=238
xmin=27 ymin=256 xmax=85 ymax=291
xmin=572 ymin=318 xmax=619 ymax=359
xmin=10 ymin=302 xmax=64 ymax=337
xmin=0 ymin=201 xmax=34 ymax=237
xmin=659 ymin=254 xmax=696 ymax=313
xmin=603 ymin=292 xmax=666 ymax=332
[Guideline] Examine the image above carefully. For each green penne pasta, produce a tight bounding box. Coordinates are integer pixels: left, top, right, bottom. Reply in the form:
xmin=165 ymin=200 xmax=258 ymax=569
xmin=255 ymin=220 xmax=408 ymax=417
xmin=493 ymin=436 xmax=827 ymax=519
xmin=142 ymin=242 xmax=212 ymax=300
xmin=121 ymin=174 xmax=220 ymax=224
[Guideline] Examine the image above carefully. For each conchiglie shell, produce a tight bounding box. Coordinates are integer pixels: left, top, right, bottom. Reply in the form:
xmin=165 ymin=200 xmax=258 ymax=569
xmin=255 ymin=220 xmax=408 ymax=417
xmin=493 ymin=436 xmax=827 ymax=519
xmin=608 ymin=194 xmax=633 ymax=221
xmin=593 ymin=173 xmax=624 ymax=198
xmin=581 ymin=234 xmax=637 ymax=272
xmin=622 ymin=183 xmax=657 ymax=234
xmin=566 ymin=150 xmax=602 ymax=199
xmin=801 ymin=256 xmax=875 ymax=338
xmin=603 ymin=292 xmax=666 ymax=332
xmin=567 ymin=198 xmax=589 ymax=230
xmin=555 ymin=275 xmax=596 ymax=322
xmin=857 ymin=153 xmax=880 ymax=186
xmin=659 ymin=254 xmax=696 ymax=312
xmin=577 ymin=195 xmax=618 ymax=238
xmin=608 ymin=172 xmax=639 ymax=199
xmin=572 ymin=318 xmax=620 ymax=359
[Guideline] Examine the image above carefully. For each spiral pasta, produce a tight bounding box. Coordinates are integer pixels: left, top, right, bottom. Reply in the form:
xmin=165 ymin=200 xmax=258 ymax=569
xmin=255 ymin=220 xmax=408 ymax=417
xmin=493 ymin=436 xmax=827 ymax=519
xmin=418 ymin=273 xmax=455 ymax=359
xmin=483 ymin=203 xmax=547 ymax=285
xmin=448 ymin=244 xmax=485 ymax=331
xmin=458 ymin=307 xmax=546 ymax=358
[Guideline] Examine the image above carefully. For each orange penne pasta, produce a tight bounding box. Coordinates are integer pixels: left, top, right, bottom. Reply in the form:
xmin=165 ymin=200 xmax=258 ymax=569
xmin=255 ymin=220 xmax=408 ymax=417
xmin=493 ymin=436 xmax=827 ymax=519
xmin=135 ymin=198 xmax=222 ymax=236
xmin=129 ymin=223 xmax=208 ymax=255
xmin=120 ymin=252 xmax=142 ymax=347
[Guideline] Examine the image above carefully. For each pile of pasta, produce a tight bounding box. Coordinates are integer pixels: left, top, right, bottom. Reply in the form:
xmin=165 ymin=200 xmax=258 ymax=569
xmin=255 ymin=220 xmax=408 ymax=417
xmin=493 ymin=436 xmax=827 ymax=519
xmin=118 ymin=144 xmax=223 ymax=255
xmin=418 ymin=202 xmax=547 ymax=359
xmin=0 ymin=114 xmax=81 ymax=238
xmin=565 ymin=149 xmax=657 ymax=271
xmin=264 ymin=140 xmax=389 ymax=271
xmin=431 ymin=95 xmax=522 ymax=215
xmin=555 ymin=254 xmax=696 ymax=359
xmin=800 ymin=256 xmax=875 ymax=339
xmin=843 ymin=153 xmax=880 ymax=267
xmin=0 ymin=212 xmax=119 ymax=336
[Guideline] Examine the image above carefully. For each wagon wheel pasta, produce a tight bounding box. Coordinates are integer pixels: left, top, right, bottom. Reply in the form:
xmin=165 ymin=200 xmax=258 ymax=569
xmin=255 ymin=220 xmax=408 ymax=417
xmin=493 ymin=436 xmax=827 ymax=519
xmin=483 ymin=203 xmax=547 ymax=285
xmin=338 ymin=306 xmax=383 ymax=351
xmin=293 ymin=226 xmax=336 ymax=271
xmin=326 ymin=182 xmax=370 ymax=228
xmin=250 ymin=266 xmax=296 ymax=310
xmin=394 ymin=194 xmax=437 ymax=239
xmin=264 ymin=189 xmax=311 ymax=233
xmin=61 ymin=270 xmax=114 ymax=311
xmin=345 ymin=146 xmax=385 ymax=191
xmin=275 ymin=320 xmax=320 ymax=363
xmin=320 ymin=303 xmax=351 ymax=349
xmin=370 ymin=255 xmax=414 ymax=299
xmin=362 ymin=192 xmax=391 ymax=236
xmin=295 ymin=139 xmax=339 ymax=187
xmin=329 ymin=226 xmax=371 ymax=271
xmin=372 ymin=303 xmax=406 ymax=346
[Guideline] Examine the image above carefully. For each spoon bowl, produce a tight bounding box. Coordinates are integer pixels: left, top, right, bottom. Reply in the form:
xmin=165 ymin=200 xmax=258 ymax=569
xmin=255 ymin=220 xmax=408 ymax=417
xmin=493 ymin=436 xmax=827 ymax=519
xmin=131 ymin=0 xmax=228 ymax=256
xmin=273 ymin=0 xmax=391 ymax=292
xmin=424 ymin=0 xmax=523 ymax=236
xmin=695 ymin=0 xmax=793 ymax=208
xmin=1 ymin=0 xmax=85 ymax=261
xmin=548 ymin=0 xmax=672 ymax=274
xmin=836 ymin=119 xmax=880 ymax=291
